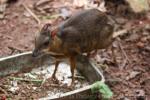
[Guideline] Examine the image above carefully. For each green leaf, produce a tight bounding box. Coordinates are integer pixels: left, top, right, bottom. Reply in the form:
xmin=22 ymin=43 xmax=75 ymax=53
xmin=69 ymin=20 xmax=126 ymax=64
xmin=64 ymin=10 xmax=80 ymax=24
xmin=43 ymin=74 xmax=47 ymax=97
xmin=91 ymin=81 xmax=113 ymax=99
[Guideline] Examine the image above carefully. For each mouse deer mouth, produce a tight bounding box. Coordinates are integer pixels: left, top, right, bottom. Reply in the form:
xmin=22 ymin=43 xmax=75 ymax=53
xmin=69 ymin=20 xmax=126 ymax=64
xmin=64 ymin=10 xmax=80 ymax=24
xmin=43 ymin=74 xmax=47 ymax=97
xmin=32 ymin=48 xmax=49 ymax=58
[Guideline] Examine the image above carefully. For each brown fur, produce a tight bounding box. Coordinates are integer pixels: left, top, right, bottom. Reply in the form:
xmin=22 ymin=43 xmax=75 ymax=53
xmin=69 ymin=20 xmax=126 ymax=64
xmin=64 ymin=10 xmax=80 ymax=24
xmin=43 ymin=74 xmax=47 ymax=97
xmin=32 ymin=9 xmax=115 ymax=86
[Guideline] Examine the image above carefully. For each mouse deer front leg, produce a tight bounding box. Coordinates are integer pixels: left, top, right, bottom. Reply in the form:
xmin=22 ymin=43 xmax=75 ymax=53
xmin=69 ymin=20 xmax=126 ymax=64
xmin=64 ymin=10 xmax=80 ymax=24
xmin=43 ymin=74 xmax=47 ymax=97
xmin=51 ymin=60 xmax=60 ymax=80
xmin=69 ymin=56 xmax=76 ymax=86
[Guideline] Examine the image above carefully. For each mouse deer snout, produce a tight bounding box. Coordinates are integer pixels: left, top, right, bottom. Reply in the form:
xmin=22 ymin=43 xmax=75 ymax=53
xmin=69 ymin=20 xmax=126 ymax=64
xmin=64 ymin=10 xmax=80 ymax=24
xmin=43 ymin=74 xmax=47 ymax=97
xmin=32 ymin=49 xmax=39 ymax=57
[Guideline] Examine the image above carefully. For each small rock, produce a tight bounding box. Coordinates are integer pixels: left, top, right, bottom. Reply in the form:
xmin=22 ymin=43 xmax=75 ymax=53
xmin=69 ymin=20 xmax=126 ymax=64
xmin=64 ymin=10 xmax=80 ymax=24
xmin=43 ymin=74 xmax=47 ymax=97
xmin=9 ymin=86 xmax=19 ymax=94
xmin=32 ymin=87 xmax=37 ymax=90
xmin=136 ymin=42 xmax=144 ymax=48
xmin=75 ymin=80 xmax=78 ymax=84
xmin=23 ymin=11 xmax=31 ymax=17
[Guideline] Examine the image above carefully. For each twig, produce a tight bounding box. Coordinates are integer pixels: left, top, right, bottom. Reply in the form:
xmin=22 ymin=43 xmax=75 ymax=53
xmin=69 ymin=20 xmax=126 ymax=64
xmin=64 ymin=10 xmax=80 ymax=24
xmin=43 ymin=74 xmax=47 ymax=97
xmin=106 ymin=78 xmax=122 ymax=83
xmin=8 ymin=46 xmax=25 ymax=54
xmin=22 ymin=3 xmax=41 ymax=24
xmin=35 ymin=0 xmax=52 ymax=7
xmin=90 ymin=60 xmax=105 ymax=83
xmin=113 ymin=29 xmax=128 ymax=38
xmin=41 ymin=80 xmax=72 ymax=90
xmin=9 ymin=77 xmax=43 ymax=84
xmin=68 ymin=75 xmax=85 ymax=80
xmin=116 ymin=38 xmax=130 ymax=69
xmin=49 ymin=83 xmax=71 ymax=90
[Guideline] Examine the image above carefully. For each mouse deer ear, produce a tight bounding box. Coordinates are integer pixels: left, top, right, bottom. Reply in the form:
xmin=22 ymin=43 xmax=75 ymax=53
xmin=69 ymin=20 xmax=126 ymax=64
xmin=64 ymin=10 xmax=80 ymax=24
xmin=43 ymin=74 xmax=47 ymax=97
xmin=40 ymin=23 xmax=51 ymax=35
xmin=42 ymin=23 xmax=51 ymax=30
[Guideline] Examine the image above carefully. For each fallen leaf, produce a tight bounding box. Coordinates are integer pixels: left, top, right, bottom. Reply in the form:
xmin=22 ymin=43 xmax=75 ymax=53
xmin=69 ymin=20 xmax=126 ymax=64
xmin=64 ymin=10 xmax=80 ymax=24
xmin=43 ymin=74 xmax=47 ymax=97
xmin=60 ymin=8 xmax=71 ymax=19
xmin=135 ymin=89 xmax=145 ymax=97
xmin=126 ymin=71 xmax=141 ymax=80
xmin=73 ymin=0 xmax=88 ymax=8
xmin=126 ymin=0 xmax=149 ymax=12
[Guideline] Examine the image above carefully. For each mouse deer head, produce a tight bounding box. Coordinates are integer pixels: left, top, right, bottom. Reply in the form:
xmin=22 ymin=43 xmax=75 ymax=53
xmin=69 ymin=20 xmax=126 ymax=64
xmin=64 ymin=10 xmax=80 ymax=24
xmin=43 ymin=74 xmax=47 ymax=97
xmin=32 ymin=24 xmax=52 ymax=57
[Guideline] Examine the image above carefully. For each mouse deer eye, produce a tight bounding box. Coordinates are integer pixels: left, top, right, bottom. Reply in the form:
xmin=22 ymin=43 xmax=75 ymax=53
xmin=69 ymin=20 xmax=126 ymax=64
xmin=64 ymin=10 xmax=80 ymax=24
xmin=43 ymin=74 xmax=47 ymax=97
xmin=44 ymin=41 xmax=49 ymax=46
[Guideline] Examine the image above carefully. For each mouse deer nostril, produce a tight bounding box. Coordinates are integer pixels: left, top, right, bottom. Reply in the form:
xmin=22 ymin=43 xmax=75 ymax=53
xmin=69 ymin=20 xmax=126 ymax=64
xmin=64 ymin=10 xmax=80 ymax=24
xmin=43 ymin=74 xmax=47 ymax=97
xmin=32 ymin=49 xmax=38 ymax=57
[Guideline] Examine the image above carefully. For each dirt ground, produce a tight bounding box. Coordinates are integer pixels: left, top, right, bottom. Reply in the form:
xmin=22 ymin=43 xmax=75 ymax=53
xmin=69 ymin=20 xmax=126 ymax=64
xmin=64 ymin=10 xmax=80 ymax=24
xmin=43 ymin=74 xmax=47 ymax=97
xmin=0 ymin=0 xmax=150 ymax=100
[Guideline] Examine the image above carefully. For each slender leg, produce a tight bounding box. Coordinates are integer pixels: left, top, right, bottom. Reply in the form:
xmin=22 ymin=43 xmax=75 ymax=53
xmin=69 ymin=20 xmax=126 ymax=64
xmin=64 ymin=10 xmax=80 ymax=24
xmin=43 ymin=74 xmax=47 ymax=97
xmin=86 ymin=52 xmax=90 ymax=57
xmin=52 ymin=60 xmax=60 ymax=79
xmin=69 ymin=56 xmax=76 ymax=86
xmin=111 ymin=44 xmax=118 ymax=66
